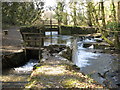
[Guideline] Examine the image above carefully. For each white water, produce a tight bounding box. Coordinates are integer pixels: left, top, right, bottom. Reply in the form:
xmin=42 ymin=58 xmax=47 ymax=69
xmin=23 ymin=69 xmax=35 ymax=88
xmin=73 ymin=37 xmax=120 ymax=88
xmin=74 ymin=39 xmax=100 ymax=68
xmin=14 ymin=59 xmax=38 ymax=72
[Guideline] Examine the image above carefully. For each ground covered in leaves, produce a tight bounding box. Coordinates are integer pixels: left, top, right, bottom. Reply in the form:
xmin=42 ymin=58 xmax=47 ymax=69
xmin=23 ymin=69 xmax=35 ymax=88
xmin=25 ymin=55 xmax=104 ymax=89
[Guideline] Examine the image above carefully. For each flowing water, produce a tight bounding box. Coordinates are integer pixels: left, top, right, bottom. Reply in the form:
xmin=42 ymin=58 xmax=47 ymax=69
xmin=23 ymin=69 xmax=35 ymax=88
xmin=1 ymin=59 xmax=38 ymax=88
xmin=43 ymin=32 xmax=120 ymax=88
xmin=73 ymin=37 xmax=120 ymax=88
xmin=1 ymin=31 xmax=120 ymax=89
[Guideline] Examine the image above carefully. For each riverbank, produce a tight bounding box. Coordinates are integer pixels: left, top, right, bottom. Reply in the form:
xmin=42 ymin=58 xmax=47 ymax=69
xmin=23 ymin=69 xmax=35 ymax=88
xmin=25 ymin=46 xmax=104 ymax=89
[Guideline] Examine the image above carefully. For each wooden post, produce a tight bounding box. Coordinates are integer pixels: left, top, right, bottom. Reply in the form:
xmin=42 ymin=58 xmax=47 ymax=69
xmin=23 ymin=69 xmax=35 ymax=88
xmin=58 ymin=25 xmax=59 ymax=34
xmin=35 ymin=37 xmax=37 ymax=47
xmin=50 ymin=18 xmax=52 ymax=44
xmin=41 ymin=30 xmax=44 ymax=47
xmin=38 ymin=33 xmax=41 ymax=62
xmin=23 ymin=34 xmax=27 ymax=60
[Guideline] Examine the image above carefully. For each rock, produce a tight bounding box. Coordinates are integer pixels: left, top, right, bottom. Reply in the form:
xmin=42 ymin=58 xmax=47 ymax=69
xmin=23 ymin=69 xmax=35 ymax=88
xmin=83 ymin=44 xmax=92 ymax=48
xmin=96 ymin=39 xmax=103 ymax=42
xmin=93 ymin=51 xmax=97 ymax=53
xmin=59 ymin=47 xmax=72 ymax=61
xmin=72 ymin=65 xmax=80 ymax=71
xmin=116 ymin=83 xmax=120 ymax=86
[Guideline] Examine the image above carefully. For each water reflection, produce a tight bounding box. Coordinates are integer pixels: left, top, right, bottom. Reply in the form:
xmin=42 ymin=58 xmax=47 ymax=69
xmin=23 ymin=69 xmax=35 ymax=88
xmin=45 ymin=31 xmax=58 ymax=36
xmin=44 ymin=31 xmax=73 ymax=46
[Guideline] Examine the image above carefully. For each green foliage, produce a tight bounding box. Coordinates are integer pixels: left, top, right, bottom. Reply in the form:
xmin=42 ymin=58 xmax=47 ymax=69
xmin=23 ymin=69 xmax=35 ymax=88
xmin=69 ymin=2 xmax=77 ymax=26
xmin=2 ymin=2 xmax=44 ymax=26
xmin=106 ymin=21 xmax=119 ymax=31
xmin=55 ymin=1 xmax=65 ymax=25
xmin=17 ymin=3 xmax=36 ymax=25
xmin=62 ymin=11 xmax=68 ymax=25
xmin=2 ymin=2 xmax=19 ymax=25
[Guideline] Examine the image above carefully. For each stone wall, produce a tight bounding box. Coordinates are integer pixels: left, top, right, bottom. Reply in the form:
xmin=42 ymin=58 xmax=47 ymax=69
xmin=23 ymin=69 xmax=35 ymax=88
xmin=60 ymin=26 xmax=97 ymax=35
xmin=2 ymin=51 xmax=26 ymax=69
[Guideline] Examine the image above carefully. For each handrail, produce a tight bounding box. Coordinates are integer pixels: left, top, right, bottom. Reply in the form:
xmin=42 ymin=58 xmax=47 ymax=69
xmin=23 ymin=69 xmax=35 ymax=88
xmin=22 ymin=33 xmax=42 ymax=35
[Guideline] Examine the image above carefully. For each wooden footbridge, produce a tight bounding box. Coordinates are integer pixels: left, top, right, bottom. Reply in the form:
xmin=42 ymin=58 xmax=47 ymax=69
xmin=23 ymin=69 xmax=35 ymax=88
xmin=44 ymin=25 xmax=59 ymax=33
xmin=20 ymin=24 xmax=60 ymax=60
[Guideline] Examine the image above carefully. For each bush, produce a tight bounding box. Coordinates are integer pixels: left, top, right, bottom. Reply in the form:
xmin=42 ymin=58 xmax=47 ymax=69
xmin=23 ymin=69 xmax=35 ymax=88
xmin=106 ymin=21 xmax=119 ymax=31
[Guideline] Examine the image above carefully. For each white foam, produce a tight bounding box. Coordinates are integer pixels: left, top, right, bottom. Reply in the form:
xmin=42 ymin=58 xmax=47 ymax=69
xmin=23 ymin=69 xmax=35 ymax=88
xmin=14 ymin=60 xmax=38 ymax=72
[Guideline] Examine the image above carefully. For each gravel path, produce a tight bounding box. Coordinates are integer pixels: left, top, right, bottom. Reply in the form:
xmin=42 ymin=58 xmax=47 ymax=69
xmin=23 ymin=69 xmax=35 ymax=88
xmin=1 ymin=27 xmax=23 ymax=55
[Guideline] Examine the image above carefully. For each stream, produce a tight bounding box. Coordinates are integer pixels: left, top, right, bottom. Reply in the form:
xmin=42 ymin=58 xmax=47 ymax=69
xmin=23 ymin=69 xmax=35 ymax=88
xmin=73 ymin=37 xmax=120 ymax=88
xmin=1 ymin=59 xmax=38 ymax=88
xmin=1 ymin=31 xmax=120 ymax=89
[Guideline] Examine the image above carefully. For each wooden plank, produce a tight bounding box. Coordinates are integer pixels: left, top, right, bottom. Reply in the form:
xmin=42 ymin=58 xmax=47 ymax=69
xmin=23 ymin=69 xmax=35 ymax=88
xmin=45 ymin=25 xmax=58 ymax=26
xmin=22 ymin=33 xmax=42 ymax=35
xmin=38 ymin=36 xmax=41 ymax=61
xmin=23 ymin=47 xmax=41 ymax=50
xmin=23 ymin=36 xmax=46 ymax=39
xmin=44 ymin=29 xmax=59 ymax=32
xmin=24 ymin=40 xmax=41 ymax=42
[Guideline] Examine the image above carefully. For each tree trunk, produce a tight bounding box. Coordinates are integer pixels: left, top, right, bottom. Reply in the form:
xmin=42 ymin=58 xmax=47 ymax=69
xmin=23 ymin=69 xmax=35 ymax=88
xmin=114 ymin=1 xmax=120 ymax=49
xmin=118 ymin=1 xmax=120 ymax=23
xmin=111 ymin=0 xmax=116 ymax=21
xmin=100 ymin=1 xmax=106 ymax=28
xmin=87 ymin=2 xmax=92 ymax=27
xmin=64 ymin=11 xmax=68 ymax=25
xmin=73 ymin=2 xmax=77 ymax=26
